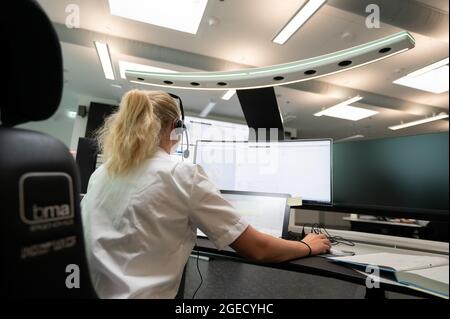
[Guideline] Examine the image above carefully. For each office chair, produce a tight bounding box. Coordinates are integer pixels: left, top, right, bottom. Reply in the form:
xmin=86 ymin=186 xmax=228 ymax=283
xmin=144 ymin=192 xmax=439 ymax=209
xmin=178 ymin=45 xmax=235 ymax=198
xmin=0 ymin=0 xmax=96 ymax=298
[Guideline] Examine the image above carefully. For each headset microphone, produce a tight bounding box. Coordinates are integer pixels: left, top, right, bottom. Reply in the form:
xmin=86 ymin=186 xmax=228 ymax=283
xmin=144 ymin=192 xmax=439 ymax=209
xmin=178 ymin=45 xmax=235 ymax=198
xmin=169 ymin=93 xmax=190 ymax=160
xmin=183 ymin=130 xmax=190 ymax=159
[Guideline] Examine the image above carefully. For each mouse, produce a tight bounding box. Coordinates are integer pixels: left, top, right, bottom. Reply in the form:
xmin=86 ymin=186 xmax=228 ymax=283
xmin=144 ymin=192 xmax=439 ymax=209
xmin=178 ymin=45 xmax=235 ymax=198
xmin=328 ymin=248 xmax=355 ymax=256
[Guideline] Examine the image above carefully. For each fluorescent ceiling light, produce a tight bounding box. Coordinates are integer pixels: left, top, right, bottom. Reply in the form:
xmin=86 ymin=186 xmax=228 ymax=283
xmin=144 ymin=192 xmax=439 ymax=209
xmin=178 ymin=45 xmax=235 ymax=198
xmin=108 ymin=0 xmax=208 ymax=34
xmin=273 ymin=0 xmax=326 ymax=45
xmin=221 ymin=89 xmax=236 ymax=101
xmin=200 ymin=101 xmax=217 ymax=117
xmin=336 ymin=134 xmax=365 ymax=143
xmin=315 ymin=104 xmax=378 ymax=121
xmin=394 ymin=65 xmax=449 ymax=94
xmin=407 ymin=58 xmax=449 ymax=78
xmin=389 ymin=113 xmax=449 ymax=130
xmin=94 ymin=41 xmax=115 ymax=80
xmin=393 ymin=58 xmax=449 ymax=94
xmin=119 ymin=61 xmax=176 ymax=79
xmin=315 ymin=96 xmax=379 ymax=121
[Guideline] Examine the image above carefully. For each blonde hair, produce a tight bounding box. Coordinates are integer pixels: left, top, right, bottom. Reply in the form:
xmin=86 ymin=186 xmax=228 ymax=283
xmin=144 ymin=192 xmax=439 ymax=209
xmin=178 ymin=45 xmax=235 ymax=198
xmin=96 ymin=89 xmax=181 ymax=176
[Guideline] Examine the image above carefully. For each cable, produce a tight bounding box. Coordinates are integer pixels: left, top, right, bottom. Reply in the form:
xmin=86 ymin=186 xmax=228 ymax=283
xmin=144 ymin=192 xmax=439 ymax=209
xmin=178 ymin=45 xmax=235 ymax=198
xmin=297 ymin=223 xmax=355 ymax=247
xmin=312 ymin=223 xmax=355 ymax=246
xmin=192 ymin=243 xmax=203 ymax=299
xmin=180 ymin=131 xmax=185 ymax=162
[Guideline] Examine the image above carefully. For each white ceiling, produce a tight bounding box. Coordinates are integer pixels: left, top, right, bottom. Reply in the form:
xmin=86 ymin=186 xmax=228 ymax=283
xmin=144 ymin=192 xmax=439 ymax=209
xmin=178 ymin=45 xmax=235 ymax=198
xmin=38 ymin=0 xmax=449 ymax=140
xmin=417 ymin=0 xmax=449 ymax=12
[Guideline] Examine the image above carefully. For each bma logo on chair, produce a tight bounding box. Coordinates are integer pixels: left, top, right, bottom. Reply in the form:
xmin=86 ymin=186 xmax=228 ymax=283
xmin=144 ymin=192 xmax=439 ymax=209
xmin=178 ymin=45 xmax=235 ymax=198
xmin=20 ymin=172 xmax=75 ymax=225
xmin=32 ymin=203 xmax=72 ymax=222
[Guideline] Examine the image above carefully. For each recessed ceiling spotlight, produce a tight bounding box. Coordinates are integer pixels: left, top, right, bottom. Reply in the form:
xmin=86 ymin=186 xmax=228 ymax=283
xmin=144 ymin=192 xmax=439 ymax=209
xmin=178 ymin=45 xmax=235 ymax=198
xmin=379 ymin=47 xmax=391 ymax=53
xmin=207 ymin=16 xmax=220 ymax=27
xmin=338 ymin=60 xmax=352 ymax=67
xmin=304 ymin=69 xmax=317 ymax=75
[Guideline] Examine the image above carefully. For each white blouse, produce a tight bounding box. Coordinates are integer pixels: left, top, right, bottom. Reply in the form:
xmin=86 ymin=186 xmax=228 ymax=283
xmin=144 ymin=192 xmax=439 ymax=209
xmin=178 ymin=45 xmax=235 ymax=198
xmin=81 ymin=148 xmax=249 ymax=299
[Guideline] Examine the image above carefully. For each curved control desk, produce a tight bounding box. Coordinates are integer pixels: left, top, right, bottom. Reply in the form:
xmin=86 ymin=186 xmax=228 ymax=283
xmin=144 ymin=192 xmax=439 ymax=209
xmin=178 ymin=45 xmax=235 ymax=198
xmin=194 ymin=235 xmax=448 ymax=299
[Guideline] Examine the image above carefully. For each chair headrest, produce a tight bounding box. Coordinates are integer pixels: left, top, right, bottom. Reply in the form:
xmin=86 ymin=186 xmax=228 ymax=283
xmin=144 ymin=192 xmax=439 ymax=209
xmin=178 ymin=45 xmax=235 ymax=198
xmin=0 ymin=0 xmax=63 ymax=127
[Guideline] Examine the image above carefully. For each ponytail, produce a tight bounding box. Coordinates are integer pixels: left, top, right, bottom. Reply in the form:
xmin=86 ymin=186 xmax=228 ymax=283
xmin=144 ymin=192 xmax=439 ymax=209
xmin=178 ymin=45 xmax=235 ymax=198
xmin=96 ymin=89 xmax=180 ymax=176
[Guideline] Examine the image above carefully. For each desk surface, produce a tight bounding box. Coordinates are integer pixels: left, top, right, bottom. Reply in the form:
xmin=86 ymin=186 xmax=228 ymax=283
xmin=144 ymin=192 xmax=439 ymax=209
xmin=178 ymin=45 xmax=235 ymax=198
xmin=343 ymin=217 xmax=425 ymax=228
xmin=194 ymin=237 xmax=447 ymax=299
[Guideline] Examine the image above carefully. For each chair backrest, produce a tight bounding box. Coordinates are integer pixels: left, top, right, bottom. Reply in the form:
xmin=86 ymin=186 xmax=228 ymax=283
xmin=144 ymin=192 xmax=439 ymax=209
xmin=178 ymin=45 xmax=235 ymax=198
xmin=0 ymin=0 xmax=96 ymax=298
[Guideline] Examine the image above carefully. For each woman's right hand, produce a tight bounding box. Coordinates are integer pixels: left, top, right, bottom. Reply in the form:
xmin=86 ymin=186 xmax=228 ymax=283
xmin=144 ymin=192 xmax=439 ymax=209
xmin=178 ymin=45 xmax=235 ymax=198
xmin=302 ymin=233 xmax=332 ymax=255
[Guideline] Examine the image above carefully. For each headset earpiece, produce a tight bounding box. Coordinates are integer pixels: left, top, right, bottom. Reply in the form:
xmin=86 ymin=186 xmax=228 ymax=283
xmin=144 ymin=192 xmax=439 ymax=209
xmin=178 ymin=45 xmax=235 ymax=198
xmin=174 ymin=119 xmax=185 ymax=135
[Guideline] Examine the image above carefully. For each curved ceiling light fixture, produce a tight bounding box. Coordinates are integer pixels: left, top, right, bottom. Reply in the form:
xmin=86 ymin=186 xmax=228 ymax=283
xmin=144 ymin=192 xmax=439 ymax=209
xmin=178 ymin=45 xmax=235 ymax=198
xmin=126 ymin=31 xmax=415 ymax=90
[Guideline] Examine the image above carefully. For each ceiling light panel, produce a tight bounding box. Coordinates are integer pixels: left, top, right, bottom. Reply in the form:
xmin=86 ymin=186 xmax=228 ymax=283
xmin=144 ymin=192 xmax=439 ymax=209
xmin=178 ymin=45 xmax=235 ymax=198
xmin=393 ymin=58 xmax=449 ymax=94
xmin=221 ymin=89 xmax=236 ymax=101
xmin=94 ymin=41 xmax=115 ymax=80
xmin=108 ymin=0 xmax=208 ymax=34
xmin=389 ymin=113 xmax=449 ymax=130
xmin=335 ymin=134 xmax=365 ymax=143
xmin=273 ymin=0 xmax=326 ymax=45
xmin=315 ymin=104 xmax=378 ymax=121
xmin=199 ymin=101 xmax=217 ymax=117
xmin=315 ymin=96 xmax=364 ymax=115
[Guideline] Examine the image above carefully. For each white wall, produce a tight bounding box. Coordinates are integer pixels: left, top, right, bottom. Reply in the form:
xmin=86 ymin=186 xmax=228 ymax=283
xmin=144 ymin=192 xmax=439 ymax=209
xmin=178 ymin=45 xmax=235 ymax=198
xmin=17 ymin=88 xmax=79 ymax=147
xmin=18 ymin=88 xmax=298 ymax=152
xmin=16 ymin=88 xmax=118 ymax=151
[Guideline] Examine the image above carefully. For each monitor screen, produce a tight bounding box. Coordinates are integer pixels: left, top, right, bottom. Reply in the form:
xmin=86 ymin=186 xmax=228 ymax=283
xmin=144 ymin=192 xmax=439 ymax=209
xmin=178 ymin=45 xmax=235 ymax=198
xmin=198 ymin=191 xmax=289 ymax=238
xmin=333 ymin=132 xmax=449 ymax=213
xmin=194 ymin=140 xmax=332 ymax=204
xmin=172 ymin=116 xmax=249 ymax=162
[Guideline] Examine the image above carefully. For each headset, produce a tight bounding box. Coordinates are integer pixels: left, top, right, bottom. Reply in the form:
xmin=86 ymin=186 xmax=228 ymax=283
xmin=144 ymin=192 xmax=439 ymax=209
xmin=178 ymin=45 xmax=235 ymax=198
xmin=169 ymin=93 xmax=190 ymax=159
xmin=169 ymin=94 xmax=203 ymax=297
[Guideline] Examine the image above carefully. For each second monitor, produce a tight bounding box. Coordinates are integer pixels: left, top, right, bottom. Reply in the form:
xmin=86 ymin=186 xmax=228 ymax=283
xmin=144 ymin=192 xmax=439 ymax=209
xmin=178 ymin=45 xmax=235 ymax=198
xmin=194 ymin=139 xmax=332 ymax=204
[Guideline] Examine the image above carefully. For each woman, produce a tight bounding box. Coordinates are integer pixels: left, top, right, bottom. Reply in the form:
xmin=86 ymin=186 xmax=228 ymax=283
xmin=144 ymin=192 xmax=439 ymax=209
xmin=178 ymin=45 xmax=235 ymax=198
xmin=81 ymin=89 xmax=331 ymax=299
